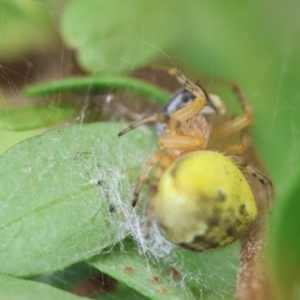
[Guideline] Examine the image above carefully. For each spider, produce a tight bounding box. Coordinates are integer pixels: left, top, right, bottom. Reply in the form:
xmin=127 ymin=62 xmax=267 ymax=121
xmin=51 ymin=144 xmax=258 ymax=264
xmin=118 ymin=68 xmax=272 ymax=252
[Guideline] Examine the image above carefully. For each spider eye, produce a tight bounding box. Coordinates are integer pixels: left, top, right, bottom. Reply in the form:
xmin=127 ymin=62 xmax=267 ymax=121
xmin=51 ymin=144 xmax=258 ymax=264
xmin=181 ymin=90 xmax=193 ymax=103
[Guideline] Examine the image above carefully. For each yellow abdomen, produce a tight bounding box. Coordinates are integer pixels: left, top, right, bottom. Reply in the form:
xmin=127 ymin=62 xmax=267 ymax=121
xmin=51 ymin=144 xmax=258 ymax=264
xmin=155 ymin=151 xmax=257 ymax=251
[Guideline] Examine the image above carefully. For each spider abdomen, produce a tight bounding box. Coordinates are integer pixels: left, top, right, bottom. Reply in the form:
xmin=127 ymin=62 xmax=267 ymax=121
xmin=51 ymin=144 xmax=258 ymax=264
xmin=155 ymin=151 xmax=257 ymax=251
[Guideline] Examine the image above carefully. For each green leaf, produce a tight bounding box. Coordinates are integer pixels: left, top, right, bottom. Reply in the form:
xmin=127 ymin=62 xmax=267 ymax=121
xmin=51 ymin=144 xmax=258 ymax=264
xmin=0 ymin=273 xmax=88 ymax=300
xmin=271 ymin=177 xmax=300 ymax=300
xmin=99 ymin=282 xmax=148 ymax=300
xmin=23 ymin=76 xmax=170 ymax=105
xmin=90 ymin=238 xmax=239 ymax=300
xmin=0 ymin=0 xmax=56 ymax=61
xmin=0 ymin=122 xmax=156 ymax=276
xmin=30 ymin=261 xmax=148 ymax=299
xmin=61 ymin=0 xmax=178 ymax=74
xmin=0 ymin=129 xmax=39 ymax=156
xmin=0 ymin=105 xmax=79 ymax=131
xmin=89 ymin=240 xmax=195 ymax=300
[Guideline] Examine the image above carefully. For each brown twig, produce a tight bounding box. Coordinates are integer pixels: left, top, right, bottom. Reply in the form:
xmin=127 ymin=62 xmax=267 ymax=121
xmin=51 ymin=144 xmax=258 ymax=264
xmin=235 ymin=210 xmax=273 ymax=300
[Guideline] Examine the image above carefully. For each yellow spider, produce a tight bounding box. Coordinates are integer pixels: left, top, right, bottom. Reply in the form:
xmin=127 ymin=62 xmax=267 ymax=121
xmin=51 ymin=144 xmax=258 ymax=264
xmin=118 ymin=68 xmax=272 ymax=252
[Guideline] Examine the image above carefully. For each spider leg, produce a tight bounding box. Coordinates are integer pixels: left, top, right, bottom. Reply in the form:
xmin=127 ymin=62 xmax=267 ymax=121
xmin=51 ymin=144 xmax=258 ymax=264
xmin=118 ymin=112 xmax=190 ymax=137
xmin=168 ymin=68 xmax=208 ymax=121
xmin=170 ymin=96 xmax=207 ymax=122
xmin=144 ymin=154 xmax=173 ymax=238
xmin=168 ymin=68 xmax=206 ymax=100
xmin=118 ymin=68 xmax=208 ymax=137
xmin=131 ymin=151 xmax=172 ymax=207
xmin=211 ymin=80 xmax=253 ymax=140
xmin=210 ymin=130 xmax=250 ymax=155
xmin=118 ymin=114 xmax=160 ymax=137
xmin=158 ymin=134 xmax=205 ymax=149
xmin=118 ymin=104 xmax=202 ymax=137
xmin=245 ymin=165 xmax=274 ymax=208
xmin=232 ymin=155 xmax=273 ymax=208
xmin=132 ymin=151 xmax=172 ymax=239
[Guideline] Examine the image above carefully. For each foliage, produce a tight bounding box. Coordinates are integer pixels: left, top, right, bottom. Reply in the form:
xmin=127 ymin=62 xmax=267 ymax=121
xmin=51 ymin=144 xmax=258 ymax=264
xmin=0 ymin=0 xmax=299 ymax=299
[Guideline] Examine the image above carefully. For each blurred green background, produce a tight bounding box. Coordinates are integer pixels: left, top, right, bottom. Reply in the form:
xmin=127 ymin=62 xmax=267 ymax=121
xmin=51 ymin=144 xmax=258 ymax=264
xmin=1 ymin=0 xmax=300 ymax=299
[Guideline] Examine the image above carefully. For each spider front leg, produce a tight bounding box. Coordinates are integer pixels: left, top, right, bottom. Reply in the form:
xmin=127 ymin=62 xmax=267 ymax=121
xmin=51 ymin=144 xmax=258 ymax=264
xmin=211 ymin=80 xmax=253 ymax=140
xmin=168 ymin=68 xmax=208 ymax=121
xmin=118 ymin=113 xmax=181 ymax=137
xmin=118 ymin=95 xmax=206 ymax=137
xmin=118 ymin=68 xmax=208 ymax=137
